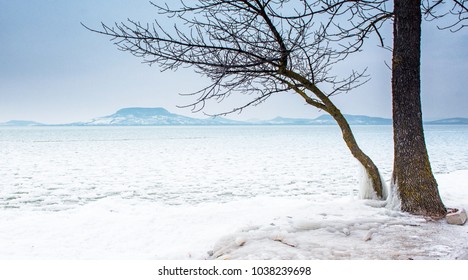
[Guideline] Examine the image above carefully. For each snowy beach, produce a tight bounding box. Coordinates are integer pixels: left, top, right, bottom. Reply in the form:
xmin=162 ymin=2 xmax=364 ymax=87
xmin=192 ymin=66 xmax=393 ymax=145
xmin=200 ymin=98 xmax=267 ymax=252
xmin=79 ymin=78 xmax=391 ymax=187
xmin=0 ymin=125 xmax=467 ymax=259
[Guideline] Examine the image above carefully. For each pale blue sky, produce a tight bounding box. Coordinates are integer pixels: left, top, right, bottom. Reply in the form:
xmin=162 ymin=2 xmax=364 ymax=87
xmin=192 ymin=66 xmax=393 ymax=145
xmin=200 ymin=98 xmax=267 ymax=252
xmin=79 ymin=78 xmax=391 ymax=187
xmin=0 ymin=0 xmax=467 ymax=124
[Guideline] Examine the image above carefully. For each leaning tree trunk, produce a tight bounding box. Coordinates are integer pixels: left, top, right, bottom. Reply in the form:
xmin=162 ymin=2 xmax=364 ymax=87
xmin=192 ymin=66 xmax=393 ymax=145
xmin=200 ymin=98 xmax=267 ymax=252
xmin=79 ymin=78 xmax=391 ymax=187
xmin=328 ymin=108 xmax=385 ymax=199
xmin=283 ymin=69 xmax=385 ymax=199
xmin=391 ymin=0 xmax=446 ymax=217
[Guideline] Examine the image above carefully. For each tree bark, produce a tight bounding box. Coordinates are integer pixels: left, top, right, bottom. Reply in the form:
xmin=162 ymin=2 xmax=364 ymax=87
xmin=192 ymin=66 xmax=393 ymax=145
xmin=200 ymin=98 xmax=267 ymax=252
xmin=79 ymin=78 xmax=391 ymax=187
xmin=327 ymin=107 xmax=385 ymax=199
xmin=282 ymin=69 xmax=385 ymax=199
xmin=391 ymin=0 xmax=446 ymax=217
xmin=299 ymin=102 xmax=385 ymax=199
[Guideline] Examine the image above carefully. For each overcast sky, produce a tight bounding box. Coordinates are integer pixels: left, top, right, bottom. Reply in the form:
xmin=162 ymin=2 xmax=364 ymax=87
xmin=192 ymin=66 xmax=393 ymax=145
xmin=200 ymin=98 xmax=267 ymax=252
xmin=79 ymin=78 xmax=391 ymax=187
xmin=0 ymin=0 xmax=467 ymax=124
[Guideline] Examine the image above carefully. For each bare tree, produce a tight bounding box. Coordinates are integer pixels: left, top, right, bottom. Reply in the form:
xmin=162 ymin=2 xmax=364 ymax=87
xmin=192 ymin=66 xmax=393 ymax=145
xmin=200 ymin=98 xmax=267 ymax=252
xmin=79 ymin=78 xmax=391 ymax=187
xmin=391 ymin=0 xmax=465 ymax=217
xmin=305 ymin=0 xmax=466 ymax=218
xmin=85 ymin=0 xmax=387 ymax=198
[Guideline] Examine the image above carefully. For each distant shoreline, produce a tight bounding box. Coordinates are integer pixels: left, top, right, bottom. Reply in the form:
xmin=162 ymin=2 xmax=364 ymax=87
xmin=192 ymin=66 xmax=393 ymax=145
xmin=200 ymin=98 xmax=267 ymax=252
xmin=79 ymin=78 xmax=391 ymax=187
xmin=1 ymin=107 xmax=467 ymax=126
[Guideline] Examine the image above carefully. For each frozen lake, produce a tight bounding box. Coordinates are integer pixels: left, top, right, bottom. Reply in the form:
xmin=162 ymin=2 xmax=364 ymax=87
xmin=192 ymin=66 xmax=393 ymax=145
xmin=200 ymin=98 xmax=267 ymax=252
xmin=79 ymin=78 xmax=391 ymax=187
xmin=1 ymin=125 xmax=467 ymax=259
xmin=1 ymin=125 xmax=467 ymax=211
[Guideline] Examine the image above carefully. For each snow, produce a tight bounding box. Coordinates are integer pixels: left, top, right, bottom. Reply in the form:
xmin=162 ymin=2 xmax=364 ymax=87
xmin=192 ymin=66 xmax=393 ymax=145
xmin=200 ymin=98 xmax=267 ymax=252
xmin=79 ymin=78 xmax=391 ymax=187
xmin=208 ymin=171 xmax=468 ymax=259
xmin=0 ymin=125 xmax=467 ymax=259
xmin=1 ymin=175 xmax=467 ymax=260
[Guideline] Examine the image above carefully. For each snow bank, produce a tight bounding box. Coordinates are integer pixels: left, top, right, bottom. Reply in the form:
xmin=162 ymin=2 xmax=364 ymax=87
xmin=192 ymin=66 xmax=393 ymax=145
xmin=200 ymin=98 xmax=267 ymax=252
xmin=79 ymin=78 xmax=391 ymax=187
xmin=208 ymin=170 xmax=468 ymax=260
xmin=0 ymin=197 xmax=309 ymax=259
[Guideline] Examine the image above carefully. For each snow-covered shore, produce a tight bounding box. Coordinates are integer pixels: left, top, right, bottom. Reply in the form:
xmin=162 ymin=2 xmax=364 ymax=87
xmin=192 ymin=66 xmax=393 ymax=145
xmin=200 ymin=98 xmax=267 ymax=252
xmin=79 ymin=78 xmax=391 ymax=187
xmin=1 ymin=170 xmax=466 ymax=260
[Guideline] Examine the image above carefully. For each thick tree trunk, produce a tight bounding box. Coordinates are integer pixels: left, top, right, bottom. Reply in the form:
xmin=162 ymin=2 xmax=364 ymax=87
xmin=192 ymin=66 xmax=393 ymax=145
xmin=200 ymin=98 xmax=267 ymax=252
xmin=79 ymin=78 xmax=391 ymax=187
xmin=391 ymin=0 xmax=446 ymax=217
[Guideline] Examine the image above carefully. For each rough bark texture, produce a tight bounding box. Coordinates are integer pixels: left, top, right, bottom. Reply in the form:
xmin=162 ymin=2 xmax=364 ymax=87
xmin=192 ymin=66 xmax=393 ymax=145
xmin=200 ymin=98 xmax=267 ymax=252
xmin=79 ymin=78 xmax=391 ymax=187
xmin=392 ymin=0 xmax=446 ymax=217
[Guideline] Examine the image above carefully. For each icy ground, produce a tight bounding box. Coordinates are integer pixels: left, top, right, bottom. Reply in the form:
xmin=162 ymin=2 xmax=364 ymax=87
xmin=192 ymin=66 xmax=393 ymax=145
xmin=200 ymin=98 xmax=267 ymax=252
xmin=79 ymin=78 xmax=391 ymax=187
xmin=0 ymin=171 xmax=467 ymax=259
xmin=208 ymin=170 xmax=468 ymax=260
xmin=0 ymin=126 xmax=467 ymax=259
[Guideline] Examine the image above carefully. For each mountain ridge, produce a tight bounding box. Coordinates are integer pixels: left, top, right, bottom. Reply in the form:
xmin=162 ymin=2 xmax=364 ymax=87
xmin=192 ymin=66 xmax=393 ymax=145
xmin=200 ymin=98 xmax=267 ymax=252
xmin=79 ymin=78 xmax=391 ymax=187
xmin=1 ymin=107 xmax=467 ymax=126
xmin=0 ymin=120 xmax=45 ymax=126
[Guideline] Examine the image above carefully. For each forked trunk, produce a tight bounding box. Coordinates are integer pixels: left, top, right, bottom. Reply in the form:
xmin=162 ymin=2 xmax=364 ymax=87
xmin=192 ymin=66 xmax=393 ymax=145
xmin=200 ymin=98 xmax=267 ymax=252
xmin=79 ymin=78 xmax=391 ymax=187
xmin=391 ymin=0 xmax=446 ymax=217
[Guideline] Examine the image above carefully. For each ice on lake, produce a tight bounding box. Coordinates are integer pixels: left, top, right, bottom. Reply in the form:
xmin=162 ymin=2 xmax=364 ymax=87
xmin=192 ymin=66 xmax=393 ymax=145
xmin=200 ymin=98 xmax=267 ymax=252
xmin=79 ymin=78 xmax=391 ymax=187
xmin=0 ymin=125 xmax=467 ymax=259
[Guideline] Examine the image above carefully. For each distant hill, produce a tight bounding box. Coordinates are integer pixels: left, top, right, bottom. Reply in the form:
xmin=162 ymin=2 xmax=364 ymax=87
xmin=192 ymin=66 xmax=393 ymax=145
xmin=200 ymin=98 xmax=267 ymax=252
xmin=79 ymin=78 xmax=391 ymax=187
xmin=1 ymin=108 xmax=467 ymax=126
xmin=257 ymin=117 xmax=318 ymax=125
xmin=0 ymin=120 xmax=44 ymax=126
xmin=260 ymin=115 xmax=468 ymax=125
xmin=257 ymin=114 xmax=392 ymax=125
xmin=76 ymin=107 xmax=243 ymax=126
xmin=312 ymin=114 xmax=392 ymax=125
xmin=425 ymin=118 xmax=468 ymax=125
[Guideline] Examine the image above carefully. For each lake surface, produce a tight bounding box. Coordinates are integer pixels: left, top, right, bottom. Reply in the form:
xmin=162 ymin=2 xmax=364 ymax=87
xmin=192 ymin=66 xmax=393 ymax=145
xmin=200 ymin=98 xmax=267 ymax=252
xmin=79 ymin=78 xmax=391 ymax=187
xmin=1 ymin=125 xmax=467 ymax=211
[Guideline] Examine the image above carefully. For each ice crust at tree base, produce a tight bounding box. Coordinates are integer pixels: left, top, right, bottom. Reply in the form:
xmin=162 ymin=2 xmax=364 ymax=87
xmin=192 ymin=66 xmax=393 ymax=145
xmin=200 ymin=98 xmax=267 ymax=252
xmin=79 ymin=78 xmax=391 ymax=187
xmin=357 ymin=162 xmax=388 ymax=200
xmin=386 ymin=180 xmax=402 ymax=211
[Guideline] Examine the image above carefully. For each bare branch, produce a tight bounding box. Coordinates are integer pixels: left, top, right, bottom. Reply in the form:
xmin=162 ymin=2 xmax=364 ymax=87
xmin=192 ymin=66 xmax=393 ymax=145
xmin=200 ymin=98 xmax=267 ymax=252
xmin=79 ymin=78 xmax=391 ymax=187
xmin=85 ymin=0 xmax=387 ymax=198
xmin=85 ymin=0 xmax=371 ymax=116
xmin=422 ymin=0 xmax=468 ymax=31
